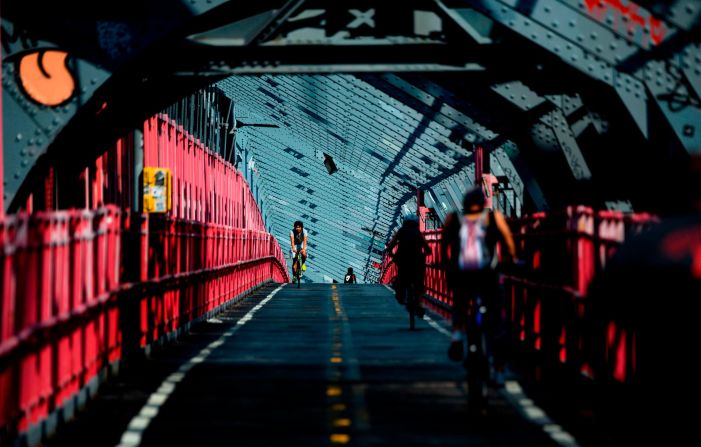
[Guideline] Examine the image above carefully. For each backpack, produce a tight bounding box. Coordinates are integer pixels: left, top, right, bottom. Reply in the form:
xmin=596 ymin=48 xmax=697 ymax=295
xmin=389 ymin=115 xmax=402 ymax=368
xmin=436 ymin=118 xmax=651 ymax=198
xmin=344 ymin=274 xmax=354 ymax=283
xmin=457 ymin=211 xmax=496 ymax=271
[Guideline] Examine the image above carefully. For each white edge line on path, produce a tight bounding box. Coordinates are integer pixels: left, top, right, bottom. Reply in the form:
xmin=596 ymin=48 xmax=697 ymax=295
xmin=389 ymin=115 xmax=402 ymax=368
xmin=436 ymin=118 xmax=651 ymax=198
xmin=115 ymin=285 xmax=284 ymax=447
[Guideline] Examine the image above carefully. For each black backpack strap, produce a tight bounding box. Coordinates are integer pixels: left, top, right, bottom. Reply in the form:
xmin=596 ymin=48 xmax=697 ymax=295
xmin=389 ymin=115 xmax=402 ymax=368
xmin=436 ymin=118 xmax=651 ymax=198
xmin=488 ymin=209 xmax=504 ymax=249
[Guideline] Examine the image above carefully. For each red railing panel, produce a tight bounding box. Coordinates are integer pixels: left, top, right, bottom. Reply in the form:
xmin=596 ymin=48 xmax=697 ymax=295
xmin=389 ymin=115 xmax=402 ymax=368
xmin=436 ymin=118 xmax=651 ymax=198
xmin=380 ymin=208 xmax=658 ymax=386
xmin=1 ymin=113 xmax=289 ymax=441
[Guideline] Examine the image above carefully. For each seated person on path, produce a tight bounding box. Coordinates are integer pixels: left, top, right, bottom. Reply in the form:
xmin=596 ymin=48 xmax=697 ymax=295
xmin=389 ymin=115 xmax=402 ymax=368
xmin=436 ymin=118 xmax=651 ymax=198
xmin=440 ymin=187 xmax=517 ymax=380
xmin=386 ymin=212 xmax=431 ymax=317
xmin=344 ymin=267 xmax=357 ymax=284
xmin=289 ymin=220 xmax=308 ymax=277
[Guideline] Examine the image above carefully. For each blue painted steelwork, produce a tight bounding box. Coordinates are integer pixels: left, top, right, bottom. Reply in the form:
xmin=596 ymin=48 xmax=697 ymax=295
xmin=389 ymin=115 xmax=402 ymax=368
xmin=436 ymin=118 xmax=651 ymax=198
xmin=1 ymin=27 xmax=110 ymax=207
xmin=0 ymin=1 xmax=238 ymax=210
xmin=217 ymin=74 xmax=526 ymax=282
xmin=455 ymin=0 xmax=701 ymax=151
xmin=4 ymin=0 xmax=697 ymax=285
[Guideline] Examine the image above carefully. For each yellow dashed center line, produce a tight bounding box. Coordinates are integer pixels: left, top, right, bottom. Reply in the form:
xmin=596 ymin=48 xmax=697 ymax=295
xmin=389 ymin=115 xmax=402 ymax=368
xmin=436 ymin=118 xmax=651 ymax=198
xmin=326 ymin=286 xmax=367 ymax=446
xmin=333 ymin=418 xmax=352 ymax=427
xmin=330 ymin=433 xmax=350 ymax=444
xmin=326 ymin=386 xmax=343 ymax=397
xmin=331 ymin=403 xmax=347 ymax=412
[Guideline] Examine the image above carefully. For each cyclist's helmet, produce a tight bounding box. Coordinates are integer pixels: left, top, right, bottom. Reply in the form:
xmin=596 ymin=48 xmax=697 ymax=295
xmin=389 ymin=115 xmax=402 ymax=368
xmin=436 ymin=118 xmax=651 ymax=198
xmin=462 ymin=187 xmax=486 ymax=213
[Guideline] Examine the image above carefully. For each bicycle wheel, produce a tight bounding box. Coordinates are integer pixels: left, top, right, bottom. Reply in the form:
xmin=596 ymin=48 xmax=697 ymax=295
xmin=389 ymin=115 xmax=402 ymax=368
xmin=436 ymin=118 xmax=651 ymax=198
xmin=466 ymin=300 xmax=489 ymax=412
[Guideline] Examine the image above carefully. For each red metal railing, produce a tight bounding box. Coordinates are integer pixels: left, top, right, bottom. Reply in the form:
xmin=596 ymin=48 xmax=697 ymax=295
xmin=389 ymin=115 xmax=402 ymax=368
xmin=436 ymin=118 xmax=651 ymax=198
xmin=0 ymin=207 xmax=121 ymax=433
xmin=134 ymin=215 xmax=287 ymax=347
xmin=380 ymin=206 xmax=658 ymax=385
xmin=143 ymin=114 xmax=266 ymax=230
xmin=505 ymin=206 xmax=657 ymax=382
xmin=0 ymin=113 xmax=289 ymax=441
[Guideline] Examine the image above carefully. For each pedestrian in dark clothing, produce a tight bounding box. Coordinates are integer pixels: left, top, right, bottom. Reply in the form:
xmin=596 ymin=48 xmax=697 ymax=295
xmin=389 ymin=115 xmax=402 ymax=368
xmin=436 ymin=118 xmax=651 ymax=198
xmin=344 ymin=267 xmax=357 ymax=284
xmin=386 ymin=212 xmax=431 ymax=316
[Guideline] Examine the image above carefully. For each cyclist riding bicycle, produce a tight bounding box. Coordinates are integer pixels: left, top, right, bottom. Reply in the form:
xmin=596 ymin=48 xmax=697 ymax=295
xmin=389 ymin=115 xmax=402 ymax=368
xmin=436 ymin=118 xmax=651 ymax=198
xmin=290 ymin=220 xmax=308 ymax=280
xmin=441 ymin=187 xmax=517 ymax=383
xmin=386 ymin=212 xmax=431 ymax=318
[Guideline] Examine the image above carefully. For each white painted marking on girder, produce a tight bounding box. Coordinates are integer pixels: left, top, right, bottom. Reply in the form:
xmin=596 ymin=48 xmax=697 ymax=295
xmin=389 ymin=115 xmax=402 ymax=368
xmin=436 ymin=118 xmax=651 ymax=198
xmin=115 ymin=285 xmax=284 ymax=447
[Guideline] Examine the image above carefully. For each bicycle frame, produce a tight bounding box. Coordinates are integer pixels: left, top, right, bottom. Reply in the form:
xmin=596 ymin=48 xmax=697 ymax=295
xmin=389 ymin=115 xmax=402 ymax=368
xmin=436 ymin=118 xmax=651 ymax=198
xmin=291 ymin=250 xmax=302 ymax=288
xmin=405 ymin=282 xmax=417 ymax=330
xmin=396 ymin=277 xmax=423 ymax=330
xmin=465 ymin=295 xmax=489 ymax=412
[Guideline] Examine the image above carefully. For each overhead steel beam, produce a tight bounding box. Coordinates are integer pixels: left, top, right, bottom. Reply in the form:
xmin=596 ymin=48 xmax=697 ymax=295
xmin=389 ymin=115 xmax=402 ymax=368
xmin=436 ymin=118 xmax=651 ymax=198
xmin=0 ymin=0 xmax=243 ymax=211
xmin=643 ymin=46 xmax=701 ymax=152
xmin=452 ymin=0 xmax=701 ymax=152
xmin=1 ymin=31 xmax=110 ymax=208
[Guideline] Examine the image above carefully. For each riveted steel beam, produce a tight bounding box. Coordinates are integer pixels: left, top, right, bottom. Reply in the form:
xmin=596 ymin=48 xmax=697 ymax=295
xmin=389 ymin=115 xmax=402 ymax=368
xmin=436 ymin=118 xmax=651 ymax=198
xmin=1 ymin=0 xmax=245 ymax=211
xmin=454 ymin=0 xmax=701 ymax=152
xmin=490 ymin=81 xmax=591 ymax=179
xmin=558 ymin=0 xmax=679 ymax=52
xmin=491 ymin=80 xmax=546 ymax=112
xmin=547 ymin=108 xmax=592 ymax=179
xmin=681 ymin=43 xmax=701 ymax=101
xmin=499 ymin=141 xmax=549 ymax=211
xmin=646 ymin=0 xmax=701 ymax=31
xmin=643 ymin=55 xmax=701 ymax=151
xmin=1 ymin=31 xmax=110 ymax=208
xmin=453 ymin=0 xmax=652 ymax=138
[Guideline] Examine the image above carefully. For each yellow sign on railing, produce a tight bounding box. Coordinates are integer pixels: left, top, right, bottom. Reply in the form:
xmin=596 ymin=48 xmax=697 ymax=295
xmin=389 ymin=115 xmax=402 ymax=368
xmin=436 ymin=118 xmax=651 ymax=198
xmin=143 ymin=167 xmax=172 ymax=213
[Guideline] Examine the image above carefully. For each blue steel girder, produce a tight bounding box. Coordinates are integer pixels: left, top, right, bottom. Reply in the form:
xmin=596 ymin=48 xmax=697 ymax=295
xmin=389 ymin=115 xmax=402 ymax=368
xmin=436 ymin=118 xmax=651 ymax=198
xmin=545 ymin=94 xmax=608 ymax=138
xmin=642 ymin=45 xmax=701 ymax=152
xmin=602 ymin=1 xmax=701 ymax=32
xmin=374 ymin=74 xmax=499 ymax=145
xmin=545 ymin=92 xmax=584 ymax=116
xmin=229 ymin=105 xmax=397 ymax=282
xmin=215 ymin=72 xmax=534 ymax=281
xmin=489 ymin=81 xmax=592 ymax=179
xmin=2 ymin=0 xmax=519 ymax=213
xmin=0 ymin=0 xmax=239 ymax=211
xmin=682 ymin=43 xmax=701 ymax=100
xmin=455 ymin=0 xmax=701 ymax=152
xmin=6 ymin=0 xmax=667 ymax=226
xmin=190 ymin=1 xmax=475 ymax=46
xmin=665 ymin=1 xmax=701 ymax=30
xmin=221 ymin=75 xmax=465 ymax=181
xmin=490 ymin=146 xmax=525 ymax=198
xmin=491 ymin=80 xmax=547 ymax=112
xmin=181 ymin=0 xmax=490 ymax=74
xmin=426 ymin=149 xmax=525 ymax=218
xmin=1 ymin=23 xmax=110 ymax=207
xmin=547 ymin=108 xmax=592 ymax=179
xmin=453 ymin=0 xmax=649 ymax=135
xmin=375 ymin=75 xmax=548 ymax=207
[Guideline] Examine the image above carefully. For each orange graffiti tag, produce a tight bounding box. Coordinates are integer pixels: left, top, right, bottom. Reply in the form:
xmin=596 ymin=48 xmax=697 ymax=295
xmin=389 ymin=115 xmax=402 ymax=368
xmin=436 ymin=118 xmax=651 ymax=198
xmin=19 ymin=50 xmax=75 ymax=106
